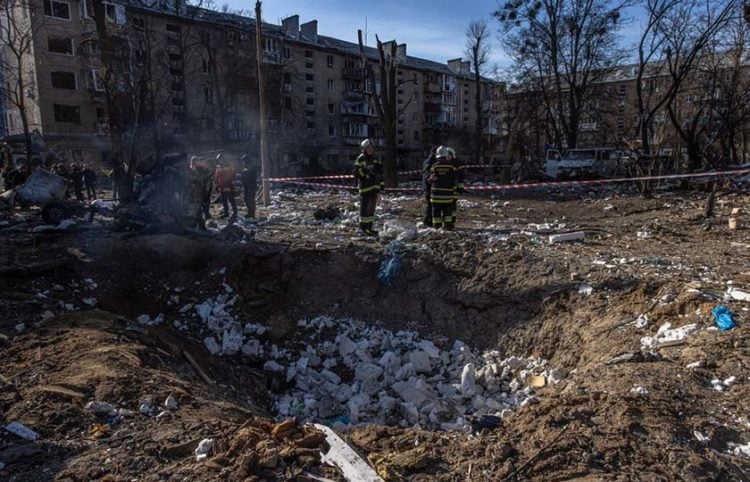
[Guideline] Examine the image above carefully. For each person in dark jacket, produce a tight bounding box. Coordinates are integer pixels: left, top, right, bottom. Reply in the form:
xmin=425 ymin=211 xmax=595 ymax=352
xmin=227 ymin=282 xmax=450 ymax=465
xmin=429 ymin=146 xmax=459 ymax=231
xmin=69 ymin=164 xmax=84 ymax=202
xmin=422 ymin=146 xmax=438 ymax=227
xmin=239 ymin=155 xmax=258 ymax=219
xmin=353 ymin=139 xmax=384 ymax=235
xmin=214 ymin=154 xmax=237 ymax=219
xmin=82 ymin=164 xmax=96 ymax=200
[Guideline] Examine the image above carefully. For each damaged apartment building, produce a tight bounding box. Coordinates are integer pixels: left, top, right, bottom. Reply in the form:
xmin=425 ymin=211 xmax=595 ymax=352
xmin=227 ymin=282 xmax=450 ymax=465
xmin=0 ymin=0 xmax=506 ymax=172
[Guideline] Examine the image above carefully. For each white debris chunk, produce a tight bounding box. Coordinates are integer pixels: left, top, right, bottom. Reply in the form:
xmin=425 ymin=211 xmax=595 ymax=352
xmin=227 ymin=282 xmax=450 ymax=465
xmin=630 ymin=386 xmax=649 ymax=395
xmin=731 ymin=442 xmax=750 ymax=458
xmin=203 ymin=337 xmax=220 ymax=355
xmin=548 ymin=231 xmax=585 ymax=244
xmin=264 ymin=361 xmax=284 ymax=372
xmin=640 ymin=323 xmax=699 ymax=349
xmin=355 ymin=363 xmax=384 ymax=382
xmin=5 ymin=422 xmax=40 ymax=441
xmin=694 ymin=431 xmax=710 ymax=443
xmin=164 ymin=395 xmax=178 ymax=410
xmin=409 ymin=351 xmax=432 ymax=374
xmin=194 ymin=438 xmax=214 ymax=462
xmin=727 ymin=288 xmax=750 ymax=302
xmin=315 ymin=424 xmax=384 ymax=482
xmin=84 ymin=401 xmax=117 ymax=416
xmin=82 ymin=297 xmax=98 ymax=307
xmin=221 ymin=326 xmax=243 ymax=355
xmin=460 ymin=364 xmax=476 ymax=396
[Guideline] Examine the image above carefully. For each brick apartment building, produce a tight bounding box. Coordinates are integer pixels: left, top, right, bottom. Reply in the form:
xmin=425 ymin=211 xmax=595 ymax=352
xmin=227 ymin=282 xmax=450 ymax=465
xmin=0 ymin=0 xmax=505 ymax=174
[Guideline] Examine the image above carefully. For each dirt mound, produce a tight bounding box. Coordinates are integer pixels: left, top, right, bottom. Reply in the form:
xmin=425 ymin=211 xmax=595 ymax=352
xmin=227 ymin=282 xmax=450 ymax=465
xmin=0 ymin=311 xmax=336 ymax=481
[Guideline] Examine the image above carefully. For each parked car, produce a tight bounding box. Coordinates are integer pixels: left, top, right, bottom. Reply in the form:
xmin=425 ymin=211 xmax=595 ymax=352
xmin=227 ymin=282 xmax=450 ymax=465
xmin=543 ymin=148 xmax=622 ymax=180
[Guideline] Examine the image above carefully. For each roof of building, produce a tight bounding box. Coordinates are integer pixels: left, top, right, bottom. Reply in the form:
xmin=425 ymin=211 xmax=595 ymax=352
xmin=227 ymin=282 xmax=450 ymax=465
xmin=122 ymin=0 xmax=501 ymax=85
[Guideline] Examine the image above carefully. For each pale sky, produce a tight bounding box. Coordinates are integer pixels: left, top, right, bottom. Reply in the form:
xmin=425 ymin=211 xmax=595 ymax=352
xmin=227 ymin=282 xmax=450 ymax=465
xmin=222 ymin=1 xmax=645 ymax=74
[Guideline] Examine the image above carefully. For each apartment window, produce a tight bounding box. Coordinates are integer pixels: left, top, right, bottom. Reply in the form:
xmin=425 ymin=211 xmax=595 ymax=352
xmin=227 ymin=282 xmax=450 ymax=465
xmin=283 ymin=47 xmax=291 ymax=59
xmin=263 ymin=37 xmax=279 ymax=53
xmin=327 ymin=79 xmax=335 ymax=92
xmin=463 ymin=117 xmax=468 ymax=122
xmin=413 ymin=131 xmax=419 ymax=141
xmin=204 ymin=87 xmax=213 ymax=104
xmin=305 ymin=73 xmax=314 ymax=82
xmin=327 ymin=55 xmax=334 ymax=68
xmin=397 ymin=89 xmax=404 ymax=95
xmin=44 ymin=0 xmax=70 ymax=19
xmin=307 ymin=121 xmax=316 ymax=130
xmin=306 ymin=98 xmax=315 ymax=106
xmin=170 ymin=68 xmax=183 ymax=76
xmin=168 ymin=53 xmax=181 ymax=62
xmin=328 ymin=125 xmax=337 ymax=137
xmin=412 ymin=112 xmax=419 ymax=121
xmin=166 ymin=23 xmax=181 ymax=33
xmin=305 ymin=111 xmax=315 ymax=117
xmin=90 ymin=70 xmax=104 ymax=91
xmin=133 ymin=17 xmax=145 ymax=29
xmin=172 ymin=81 xmax=183 ymax=92
xmin=228 ymin=31 xmax=240 ymax=45
xmin=50 ymin=71 xmax=76 ymax=90
xmin=283 ymin=97 xmax=292 ymax=109
xmin=104 ymin=2 xmax=115 ymax=21
xmin=54 ymin=104 xmax=81 ymax=123
xmin=48 ymin=37 xmax=73 ymax=55
xmin=200 ymin=31 xmax=211 ymax=44
xmin=283 ymin=73 xmax=291 ymax=84
xmin=306 ymin=86 xmax=314 ymax=93
xmin=305 ymin=61 xmax=314 ymax=70
xmin=328 ymin=103 xmax=335 ymax=114
xmin=398 ymin=138 xmax=404 ymax=145
xmin=305 ymin=50 xmax=313 ymax=58
xmin=134 ymin=49 xmax=146 ymax=62
xmin=397 ymin=118 xmax=404 ymax=126
xmin=202 ymin=60 xmax=210 ymax=73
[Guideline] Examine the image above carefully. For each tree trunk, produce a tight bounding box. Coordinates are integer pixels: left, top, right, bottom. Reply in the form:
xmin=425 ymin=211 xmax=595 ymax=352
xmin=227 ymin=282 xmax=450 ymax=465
xmin=92 ymin=0 xmax=128 ymax=196
xmin=383 ymin=123 xmax=397 ymax=187
xmin=474 ymin=69 xmax=482 ymax=163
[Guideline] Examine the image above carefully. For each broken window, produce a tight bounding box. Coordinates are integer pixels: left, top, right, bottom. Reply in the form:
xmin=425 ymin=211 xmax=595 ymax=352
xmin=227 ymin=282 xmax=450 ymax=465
xmin=51 ymin=71 xmax=76 ymax=90
xmin=54 ymin=104 xmax=81 ymax=123
xmin=44 ymin=0 xmax=70 ymax=19
xmin=48 ymin=37 xmax=73 ymax=55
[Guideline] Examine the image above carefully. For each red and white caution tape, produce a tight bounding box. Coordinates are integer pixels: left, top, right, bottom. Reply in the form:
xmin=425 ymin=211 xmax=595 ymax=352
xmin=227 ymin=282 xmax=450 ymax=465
xmin=463 ymin=168 xmax=750 ymax=191
xmin=271 ymin=168 xmax=750 ymax=194
xmin=270 ymin=174 xmax=354 ymax=181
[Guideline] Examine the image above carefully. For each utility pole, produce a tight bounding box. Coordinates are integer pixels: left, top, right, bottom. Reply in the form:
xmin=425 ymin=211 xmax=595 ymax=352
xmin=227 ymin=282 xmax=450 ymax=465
xmin=254 ymin=1 xmax=271 ymax=206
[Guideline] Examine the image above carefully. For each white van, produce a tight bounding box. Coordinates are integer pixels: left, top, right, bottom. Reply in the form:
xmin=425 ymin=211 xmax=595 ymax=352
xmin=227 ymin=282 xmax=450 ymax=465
xmin=544 ymin=148 xmax=621 ymax=180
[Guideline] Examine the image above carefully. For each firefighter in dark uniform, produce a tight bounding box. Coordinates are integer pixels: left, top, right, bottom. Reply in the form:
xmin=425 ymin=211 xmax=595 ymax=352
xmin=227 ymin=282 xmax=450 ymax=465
xmin=422 ymin=146 xmax=438 ymax=227
xmin=429 ymin=146 xmax=459 ymax=230
xmin=447 ymin=147 xmax=464 ymax=226
xmin=353 ymin=139 xmax=384 ymax=235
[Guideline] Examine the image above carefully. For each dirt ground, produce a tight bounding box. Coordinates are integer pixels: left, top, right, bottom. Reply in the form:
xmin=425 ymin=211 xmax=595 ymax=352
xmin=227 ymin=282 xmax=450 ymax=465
xmin=1 ymin=182 xmax=750 ymax=481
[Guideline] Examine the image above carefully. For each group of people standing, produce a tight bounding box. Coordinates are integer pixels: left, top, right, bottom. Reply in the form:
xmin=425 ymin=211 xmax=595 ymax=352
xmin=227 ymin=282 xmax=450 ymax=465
xmin=1 ymin=162 xmax=97 ymax=201
xmin=51 ymin=163 xmax=97 ymax=201
xmin=189 ymin=153 xmax=259 ymax=222
xmin=352 ymin=139 xmax=465 ymax=235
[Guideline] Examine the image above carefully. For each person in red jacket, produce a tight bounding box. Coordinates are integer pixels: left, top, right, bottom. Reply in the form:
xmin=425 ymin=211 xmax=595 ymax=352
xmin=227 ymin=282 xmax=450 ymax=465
xmin=214 ymin=154 xmax=237 ymax=219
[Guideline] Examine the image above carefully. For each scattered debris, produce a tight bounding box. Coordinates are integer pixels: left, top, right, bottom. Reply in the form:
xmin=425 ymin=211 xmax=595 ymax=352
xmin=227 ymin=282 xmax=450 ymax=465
xmin=4 ymin=422 xmax=40 ymax=441
xmin=315 ymin=423 xmax=384 ymax=482
xmin=548 ymin=231 xmax=585 ymax=244
xmin=711 ymin=306 xmax=737 ymax=331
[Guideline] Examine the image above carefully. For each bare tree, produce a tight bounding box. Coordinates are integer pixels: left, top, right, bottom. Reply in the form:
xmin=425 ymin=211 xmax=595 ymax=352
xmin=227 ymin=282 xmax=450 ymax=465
xmin=465 ymin=19 xmax=491 ymax=163
xmin=496 ymin=0 xmax=628 ymax=150
xmin=92 ymin=0 xmax=129 ymax=195
xmin=634 ymin=0 xmax=736 ymax=161
xmin=0 ymin=0 xmax=43 ymax=168
xmin=357 ymin=32 xmax=416 ymax=187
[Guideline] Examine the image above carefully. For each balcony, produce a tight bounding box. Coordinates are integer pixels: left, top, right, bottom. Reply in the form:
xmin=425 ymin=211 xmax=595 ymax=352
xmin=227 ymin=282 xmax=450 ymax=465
xmin=263 ymin=51 xmax=281 ymax=64
xmin=424 ymin=82 xmax=441 ymax=94
xmin=343 ymin=89 xmax=366 ymax=101
xmin=483 ymin=126 xmax=498 ymax=136
xmin=343 ymin=67 xmax=364 ymax=80
xmin=424 ymin=101 xmax=441 ymax=113
xmin=95 ymin=122 xmax=110 ymax=136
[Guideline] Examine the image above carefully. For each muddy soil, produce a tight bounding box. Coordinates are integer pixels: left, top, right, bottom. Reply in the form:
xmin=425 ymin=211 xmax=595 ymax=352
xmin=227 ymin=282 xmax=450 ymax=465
xmin=1 ymin=186 xmax=750 ymax=480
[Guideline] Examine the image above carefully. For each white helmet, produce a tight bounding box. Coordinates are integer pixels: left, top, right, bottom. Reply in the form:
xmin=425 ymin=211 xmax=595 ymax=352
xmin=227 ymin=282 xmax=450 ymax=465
xmin=435 ymin=145 xmax=449 ymax=158
xmin=446 ymin=147 xmax=456 ymax=159
xmin=360 ymin=139 xmax=373 ymax=151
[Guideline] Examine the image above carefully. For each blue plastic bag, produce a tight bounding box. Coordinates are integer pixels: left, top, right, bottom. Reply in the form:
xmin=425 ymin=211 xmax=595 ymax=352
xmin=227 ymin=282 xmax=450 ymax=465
xmin=377 ymin=255 xmax=402 ymax=286
xmin=711 ymin=306 xmax=737 ymax=331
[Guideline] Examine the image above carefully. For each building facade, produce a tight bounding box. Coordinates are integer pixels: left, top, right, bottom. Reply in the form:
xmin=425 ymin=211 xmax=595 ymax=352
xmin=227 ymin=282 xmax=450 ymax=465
xmin=0 ymin=0 xmax=505 ymax=173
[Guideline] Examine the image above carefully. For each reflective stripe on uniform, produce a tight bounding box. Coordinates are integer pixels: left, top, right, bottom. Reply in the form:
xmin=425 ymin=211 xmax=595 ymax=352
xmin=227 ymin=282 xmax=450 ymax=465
xmin=359 ymin=185 xmax=380 ymax=194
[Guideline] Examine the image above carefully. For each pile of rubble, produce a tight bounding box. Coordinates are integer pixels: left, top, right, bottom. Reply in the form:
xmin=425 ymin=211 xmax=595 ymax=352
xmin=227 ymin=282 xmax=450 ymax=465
xmin=191 ymin=294 xmax=565 ymax=432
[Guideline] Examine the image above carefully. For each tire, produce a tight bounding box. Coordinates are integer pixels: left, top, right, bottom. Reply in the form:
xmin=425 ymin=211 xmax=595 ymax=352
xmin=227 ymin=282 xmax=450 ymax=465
xmin=42 ymin=202 xmax=69 ymax=225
